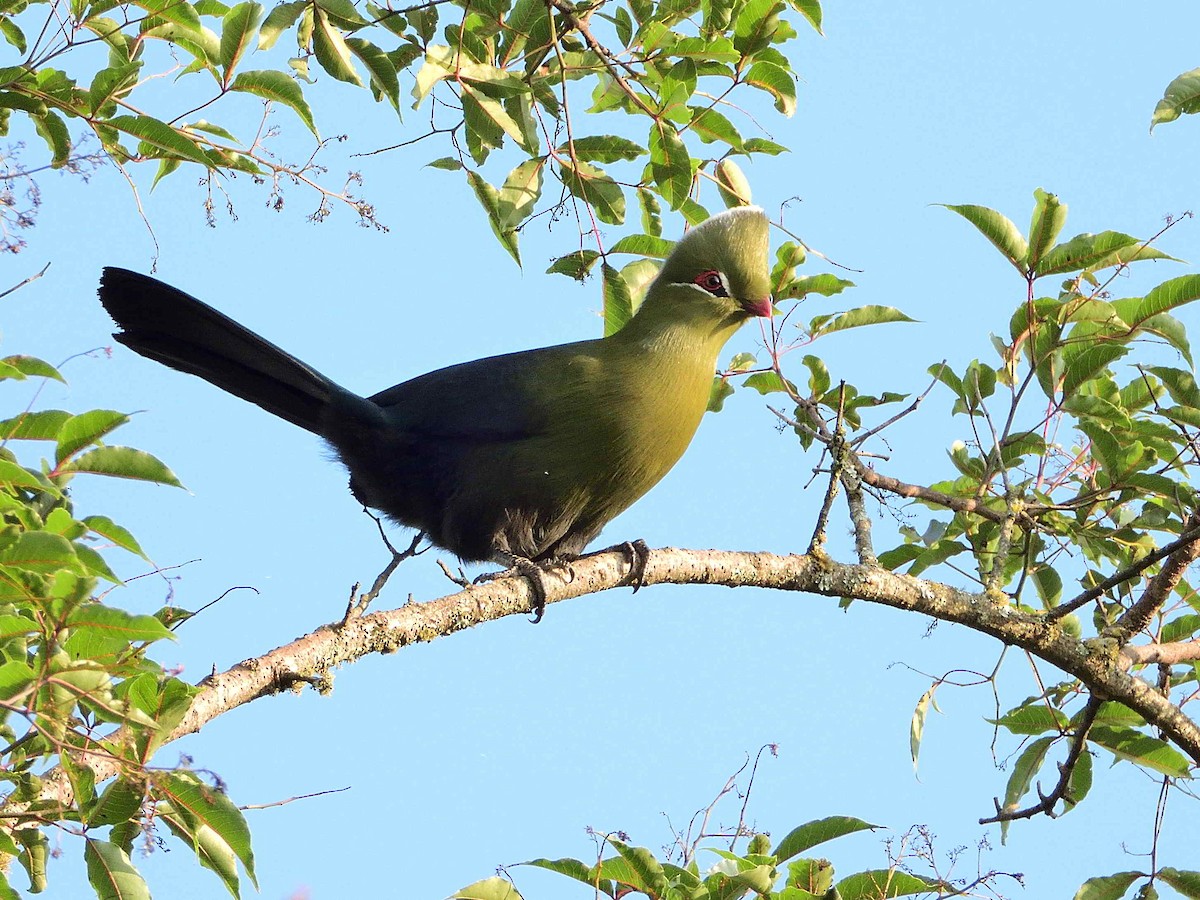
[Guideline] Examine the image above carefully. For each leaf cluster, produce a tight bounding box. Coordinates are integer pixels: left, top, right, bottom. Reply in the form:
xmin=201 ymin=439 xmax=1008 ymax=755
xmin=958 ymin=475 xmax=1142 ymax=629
xmin=0 ymin=0 xmax=819 ymax=251
xmin=451 ymin=815 xmax=958 ymax=900
xmin=0 ymin=357 xmax=257 ymax=898
xmin=769 ymin=189 xmax=1200 ymax=892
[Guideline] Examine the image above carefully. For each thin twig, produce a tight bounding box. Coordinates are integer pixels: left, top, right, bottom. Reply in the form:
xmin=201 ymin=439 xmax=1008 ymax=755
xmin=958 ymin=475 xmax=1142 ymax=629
xmin=0 ymin=263 xmax=50 ymax=300
xmin=1113 ymin=509 xmax=1200 ymax=639
xmin=852 ymin=362 xmax=946 ymax=447
xmin=342 ymin=525 xmax=426 ymax=623
xmin=979 ymin=695 xmax=1102 ymax=824
xmin=1049 ymin=520 xmax=1200 ymax=621
xmin=240 ymin=786 xmax=350 ymax=811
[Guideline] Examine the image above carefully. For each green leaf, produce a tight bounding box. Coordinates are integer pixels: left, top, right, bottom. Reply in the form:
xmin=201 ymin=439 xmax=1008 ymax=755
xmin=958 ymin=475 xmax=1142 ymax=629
xmin=787 ymin=0 xmax=822 ymax=33
xmin=69 ymin=605 xmax=174 ymax=644
xmin=140 ymin=19 xmax=222 ymax=66
xmin=835 ymin=870 xmax=948 ymax=900
xmin=84 ymin=839 xmax=150 ymax=900
xmin=744 ymin=60 xmax=796 ymax=116
xmin=465 ymin=169 xmax=519 ymax=264
xmin=0 ymin=459 xmax=48 ymax=492
xmin=1036 ymin=231 xmax=1171 ymax=277
xmin=0 ymin=17 xmax=25 ymax=53
xmin=987 ymin=704 xmax=1068 ymax=736
xmin=58 ymin=447 xmax=183 ymax=486
xmin=1151 ymin=67 xmax=1200 ymax=131
xmin=772 ymin=816 xmax=878 ymax=862
xmin=707 ymin=376 xmax=734 ymax=412
xmin=0 ymin=659 xmax=34 ymax=699
xmin=108 ymin=115 xmax=212 ymax=166
xmin=312 ymin=8 xmax=361 ymax=84
xmin=687 ymin=105 xmax=744 ymax=148
xmin=229 ymin=70 xmax=316 ymax=135
xmin=546 ymin=250 xmax=600 ymax=281
xmin=608 ymin=234 xmax=673 ymax=259
xmin=55 ymin=410 xmax=130 ymax=466
xmin=602 ymin=263 xmax=633 ymax=337
xmin=940 ymin=203 xmax=1029 ymax=273
xmin=462 ymin=83 xmax=528 ymax=158
xmin=346 ymin=37 xmax=399 ymax=110
xmin=809 ymin=305 xmax=914 ymax=337
xmin=1132 ymin=275 xmax=1200 ymax=325
xmin=1088 ymin=725 xmax=1192 ymax=777
xmin=0 ymin=613 xmax=36 ymax=640
xmin=0 ymin=531 xmax=79 ymax=573
xmin=134 ymin=0 xmax=203 ymax=30
xmin=638 ymin=188 xmax=662 ymax=236
xmin=0 ymin=355 xmax=60 ymax=380
xmin=1158 ymin=869 xmax=1200 ymax=900
xmin=999 ymin=736 xmax=1053 ymax=836
xmin=1072 ymin=872 xmax=1144 ymax=900
xmin=449 ymin=877 xmax=523 ymax=900
xmin=497 ymin=158 xmax=542 ymax=228
xmin=1065 ymin=742 xmax=1092 ymax=812
xmin=0 ymin=409 xmax=71 ymax=440
xmin=88 ymin=63 xmax=141 ymax=117
xmin=776 ymin=274 xmax=854 ymax=300
xmin=1061 ymin=343 xmax=1127 ymax=399
xmin=1032 ymin=565 xmax=1063 ymax=608
xmin=220 ymin=2 xmax=264 ymax=76
xmin=606 ymin=841 xmax=665 ymax=896
xmin=564 ymin=134 xmax=645 ymax=163
xmin=0 ymin=91 xmax=45 ymax=115
xmin=649 ymin=121 xmax=693 ymax=209
xmin=1162 ymin=614 xmax=1200 ymax=643
xmin=559 ymin=161 xmax=625 ymax=225
xmin=744 ymin=137 xmax=788 ymax=155
xmin=1146 ymin=366 xmax=1200 ymax=408
xmin=33 ymin=110 xmax=70 ymax=167
xmin=258 ymin=0 xmax=305 ymax=48
xmin=1027 ymin=188 xmax=1066 ymax=271
xmin=1137 ymin=313 xmax=1193 ymax=368
xmin=504 ymin=94 xmax=538 ymax=153
xmin=160 ymin=773 xmax=257 ymax=889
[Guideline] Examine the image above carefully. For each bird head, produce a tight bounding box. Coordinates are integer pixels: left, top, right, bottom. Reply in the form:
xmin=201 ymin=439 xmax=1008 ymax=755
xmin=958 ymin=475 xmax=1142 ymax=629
xmin=641 ymin=206 xmax=773 ymax=330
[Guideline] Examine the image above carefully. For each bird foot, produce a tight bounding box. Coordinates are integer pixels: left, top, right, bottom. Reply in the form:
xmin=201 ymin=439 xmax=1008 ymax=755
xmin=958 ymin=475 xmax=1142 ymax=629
xmin=601 ymin=539 xmax=650 ymax=592
xmin=475 ymin=556 xmax=575 ymax=623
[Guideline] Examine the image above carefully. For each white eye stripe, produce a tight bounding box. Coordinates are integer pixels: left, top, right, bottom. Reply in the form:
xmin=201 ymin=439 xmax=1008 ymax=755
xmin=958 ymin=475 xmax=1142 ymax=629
xmin=679 ymin=270 xmax=730 ymax=297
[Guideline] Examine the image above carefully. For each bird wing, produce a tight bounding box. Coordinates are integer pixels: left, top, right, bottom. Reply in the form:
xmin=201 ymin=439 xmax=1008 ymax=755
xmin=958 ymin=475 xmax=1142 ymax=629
xmin=367 ymin=340 xmax=603 ymax=442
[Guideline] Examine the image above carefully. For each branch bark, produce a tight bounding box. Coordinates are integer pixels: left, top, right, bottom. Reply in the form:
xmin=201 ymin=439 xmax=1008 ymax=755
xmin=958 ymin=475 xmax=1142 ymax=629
xmin=13 ymin=545 xmax=1200 ymax=822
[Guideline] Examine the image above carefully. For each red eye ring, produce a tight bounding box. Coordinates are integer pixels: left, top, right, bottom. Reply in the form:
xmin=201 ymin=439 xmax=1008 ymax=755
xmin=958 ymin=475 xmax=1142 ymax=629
xmin=694 ymin=270 xmax=728 ymax=297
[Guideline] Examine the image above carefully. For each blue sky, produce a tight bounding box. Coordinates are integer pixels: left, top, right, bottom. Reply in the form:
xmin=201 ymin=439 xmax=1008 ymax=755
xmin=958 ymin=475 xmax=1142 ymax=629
xmin=5 ymin=2 xmax=1200 ymax=898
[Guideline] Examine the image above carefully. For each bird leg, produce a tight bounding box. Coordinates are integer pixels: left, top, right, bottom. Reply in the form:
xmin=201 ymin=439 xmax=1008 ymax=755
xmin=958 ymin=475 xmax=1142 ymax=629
xmin=476 ymin=555 xmax=575 ymax=623
xmin=604 ymin=539 xmax=650 ymax=592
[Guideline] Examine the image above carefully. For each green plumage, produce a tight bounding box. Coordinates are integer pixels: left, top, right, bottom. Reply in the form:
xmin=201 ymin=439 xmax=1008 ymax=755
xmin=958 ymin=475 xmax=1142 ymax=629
xmin=98 ymin=207 xmax=771 ymax=564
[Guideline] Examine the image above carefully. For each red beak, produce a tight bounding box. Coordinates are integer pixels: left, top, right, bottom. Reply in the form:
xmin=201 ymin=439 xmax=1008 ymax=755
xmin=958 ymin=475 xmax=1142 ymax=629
xmin=741 ymin=296 xmax=773 ymax=318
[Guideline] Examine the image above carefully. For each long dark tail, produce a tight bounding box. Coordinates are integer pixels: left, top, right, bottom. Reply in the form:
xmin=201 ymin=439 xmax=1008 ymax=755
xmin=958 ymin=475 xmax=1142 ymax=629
xmin=98 ymin=267 xmax=341 ymax=434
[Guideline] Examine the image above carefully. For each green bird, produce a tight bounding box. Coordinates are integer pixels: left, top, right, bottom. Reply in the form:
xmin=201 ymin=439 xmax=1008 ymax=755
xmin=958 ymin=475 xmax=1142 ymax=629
xmin=98 ymin=206 xmax=772 ymax=618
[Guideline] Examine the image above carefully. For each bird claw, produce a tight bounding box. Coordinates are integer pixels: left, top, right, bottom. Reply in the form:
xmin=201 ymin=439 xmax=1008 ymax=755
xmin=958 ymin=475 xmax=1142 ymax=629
xmin=612 ymin=539 xmax=650 ymax=592
xmin=476 ymin=557 xmax=555 ymax=623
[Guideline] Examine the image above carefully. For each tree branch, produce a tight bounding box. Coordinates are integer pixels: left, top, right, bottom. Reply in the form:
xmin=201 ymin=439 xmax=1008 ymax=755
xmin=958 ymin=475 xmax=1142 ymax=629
xmin=1113 ymin=509 xmax=1200 ymax=639
xmin=13 ymin=545 xmax=1200 ymax=823
xmin=979 ymin=695 xmax=1102 ymax=824
xmin=1048 ymin=519 xmax=1200 ymax=622
xmin=1120 ymin=640 xmax=1200 ymax=667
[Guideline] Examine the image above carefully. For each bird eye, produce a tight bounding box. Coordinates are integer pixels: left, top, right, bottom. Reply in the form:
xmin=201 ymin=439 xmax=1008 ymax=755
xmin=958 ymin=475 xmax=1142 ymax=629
xmin=693 ymin=270 xmax=729 ymax=297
